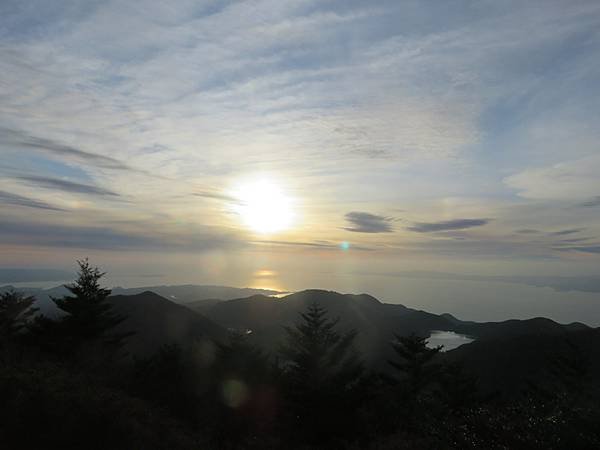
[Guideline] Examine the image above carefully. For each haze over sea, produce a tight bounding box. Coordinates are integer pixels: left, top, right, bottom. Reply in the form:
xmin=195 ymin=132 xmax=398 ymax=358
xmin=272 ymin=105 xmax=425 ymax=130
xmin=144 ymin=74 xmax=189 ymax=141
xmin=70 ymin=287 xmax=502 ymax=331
xmin=9 ymin=273 xmax=597 ymax=327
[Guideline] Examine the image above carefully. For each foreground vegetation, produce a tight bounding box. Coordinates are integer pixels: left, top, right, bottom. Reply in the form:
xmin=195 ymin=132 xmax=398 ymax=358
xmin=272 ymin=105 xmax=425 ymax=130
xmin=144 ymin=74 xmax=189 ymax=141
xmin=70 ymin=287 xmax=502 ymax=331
xmin=1 ymin=260 xmax=599 ymax=449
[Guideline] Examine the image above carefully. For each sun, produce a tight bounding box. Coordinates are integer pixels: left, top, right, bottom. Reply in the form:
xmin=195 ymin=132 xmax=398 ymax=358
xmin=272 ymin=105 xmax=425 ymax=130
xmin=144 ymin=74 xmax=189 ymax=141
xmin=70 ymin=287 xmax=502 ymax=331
xmin=233 ymin=179 xmax=294 ymax=234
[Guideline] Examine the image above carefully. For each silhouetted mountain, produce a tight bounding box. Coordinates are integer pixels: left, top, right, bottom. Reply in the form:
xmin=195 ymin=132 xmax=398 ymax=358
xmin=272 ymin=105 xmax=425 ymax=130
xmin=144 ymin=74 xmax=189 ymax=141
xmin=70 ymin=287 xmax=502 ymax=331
xmin=108 ymin=291 xmax=227 ymax=356
xmin=440 ymin=312 xmax=462 ymax=324
xmin=0 ymin=284 xmax=282 ymax=316
xmin=111 ymin=285 xmax=282 ymax=304
xmin=446 ymin=327 xmax=600 ymax=394
xmin=184 ymin=298 xmax=222 ymax=314
xmin=191 ymin=289 xmax=590 ymax=366
xmin=4 ymin=282 xmax=600 ymax=448
xmin=453 ymin=316 xmax=590 ymax=341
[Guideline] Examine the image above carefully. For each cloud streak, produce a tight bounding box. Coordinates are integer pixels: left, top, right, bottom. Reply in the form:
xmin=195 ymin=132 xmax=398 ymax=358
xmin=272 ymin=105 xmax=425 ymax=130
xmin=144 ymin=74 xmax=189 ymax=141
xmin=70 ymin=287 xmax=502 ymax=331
xmin=0 ymin=217 xmax=243 ymax=252
xmin=580 ymin=196 xmax=600 ymax=207
xmin=254 ymin=239 xmax=373 ymax=251
xmin=505 ymin=155 xmax=600 ymax=200
xmin=0 ymin=189 xmax=65 ymax=211
xmin=344 ymin=212 xmax=393 ymax=233
xmin=407 ymin=218 xmax=490 ymax=233
xmin=558 ymin=245 xmax=600 ymax=254
xmin=192 ymin=190 xmax=237 ymax=203
xmin=16 ymin=175 xmax=119 ymax=197
xmin=550 ymin=228 xmax=584 ymax=236
xmin=0 ymin=128 xmax=132 ymax=172
xmin=515 ymin=229 xmax=540 ymax=234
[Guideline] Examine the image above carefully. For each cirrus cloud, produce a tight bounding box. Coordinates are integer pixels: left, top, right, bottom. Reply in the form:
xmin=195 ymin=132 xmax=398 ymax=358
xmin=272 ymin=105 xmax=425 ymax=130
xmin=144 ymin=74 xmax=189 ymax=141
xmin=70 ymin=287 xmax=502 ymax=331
xmin=16 ymin=174 xmax=119 ymax=197
xmin=0 ymin=189 xmax=65 ymax=211
xmin=505 ymin=155 xmax=600 ymax=200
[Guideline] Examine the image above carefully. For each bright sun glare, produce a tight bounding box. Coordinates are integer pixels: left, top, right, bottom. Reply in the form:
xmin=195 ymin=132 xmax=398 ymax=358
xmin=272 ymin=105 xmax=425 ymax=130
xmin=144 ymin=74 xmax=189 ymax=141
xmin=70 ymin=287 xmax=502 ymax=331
xmin=234 ymin=180 xmax=294 ymax=234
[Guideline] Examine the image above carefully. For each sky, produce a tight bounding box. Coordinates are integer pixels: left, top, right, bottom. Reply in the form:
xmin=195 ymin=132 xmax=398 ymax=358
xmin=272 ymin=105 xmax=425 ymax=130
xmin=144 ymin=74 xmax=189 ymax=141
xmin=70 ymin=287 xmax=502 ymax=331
xmin=1 ymin=1 xmax=600 ymax=323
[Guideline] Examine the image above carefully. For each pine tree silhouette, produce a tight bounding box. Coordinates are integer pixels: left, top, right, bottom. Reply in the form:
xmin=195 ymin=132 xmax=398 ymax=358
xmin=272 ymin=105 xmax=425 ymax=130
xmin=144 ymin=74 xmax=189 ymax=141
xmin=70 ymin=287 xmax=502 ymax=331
xmin=209 ymin=332 xmax=276 ymax=447
xmin=132 ymin=343 xmax=198 ymax=421
xmin=438 ymin=361 xmax=478 ymax=412
xmin=49 ymin=259 xmax=132 ymax=357
xmin=388 ymin=333 xmax=442 ymax=392
xmin=0 ymin=289 xmax=37 ymax=340
xmin=387 ymin=332 xmax=443 ymax=427
xmin=279 ymin=302 xmax=364 ymax=443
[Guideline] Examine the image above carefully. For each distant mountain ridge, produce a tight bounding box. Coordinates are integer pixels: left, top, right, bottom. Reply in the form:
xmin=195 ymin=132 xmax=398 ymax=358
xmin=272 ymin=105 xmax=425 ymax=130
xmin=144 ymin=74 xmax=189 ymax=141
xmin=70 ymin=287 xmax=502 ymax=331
xmin=189 ymin=289 xmax=591 ymax=367
xmin=110 ymin=284 xmax=283 ymax=303
xmin=187 ymin=289 xmax=597 ymax=393
xmin=4 ymin=283 xmax=596 ymax=392
xmin=0 ymin=283 xmax=282 ymax=315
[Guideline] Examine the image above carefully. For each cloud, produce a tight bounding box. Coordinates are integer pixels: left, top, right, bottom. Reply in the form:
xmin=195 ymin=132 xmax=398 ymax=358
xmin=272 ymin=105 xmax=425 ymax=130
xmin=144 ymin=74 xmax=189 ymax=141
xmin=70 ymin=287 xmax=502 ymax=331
xmin=0 ymin=128 xmax=132 ymax=171
xmin=254 ymin=239 xmax=373 ymax=251
xmin=504 ymin=155 xmax=600 ymax=200
xmin=557 ymin=245 xmax=600 ymax=254
xmin=16 ymin=175 xmax=119 ymax=197
xmin=549 ymin=228 xmax=585 ymax=236
xmin=344 ymin=211 xmax=393 ymax=233
xmin=0 ymin=217 xmax=242 ymax=252
xmin=1 ymin=0 xmax=600 ymax=270
xmin=0 ymin=0 xmax=485 ymax=183
xmin=0 ymin=189 xmax=65 ymax=211
xmin=388 ymin=236 xmax=551 ymax=259
xmin=407 ymin=218 xmax=490 ymax=233
xmin=192 ymin=190 xmax=237 ymax=203
xmin=515 ymin=229 xmax=540 ymax=234
xmin=558 ymin=237 xmax=592 ymax=243
xmin=580 ymin=196 xmax=600 ymax=207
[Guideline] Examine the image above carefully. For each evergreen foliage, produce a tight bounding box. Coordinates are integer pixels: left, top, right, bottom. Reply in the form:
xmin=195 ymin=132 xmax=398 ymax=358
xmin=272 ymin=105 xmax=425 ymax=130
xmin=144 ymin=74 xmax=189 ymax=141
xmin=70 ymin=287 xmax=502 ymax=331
xmin=386 ymin=332 xmax=443 ymax=430
xmin=387 ymin=332 xmax=442 ymax=391
xmin=279 ymin=302 xmax=364 ymax=443
xmin=0 ymin=289 xmax=37 ymax=340
xmin=49 ymin=259 xmax=132 ymax=356
xmin=279 ymin=302 xmax=363 ymax=388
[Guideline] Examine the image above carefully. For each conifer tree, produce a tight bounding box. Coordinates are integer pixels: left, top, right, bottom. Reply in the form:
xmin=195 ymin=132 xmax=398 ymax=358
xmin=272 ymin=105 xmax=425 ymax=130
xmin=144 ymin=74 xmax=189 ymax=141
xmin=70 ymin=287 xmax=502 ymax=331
xmin=51 ymin=259 xmax=131 ymax=354
xmin=209 ymin=332 xmax=275 ymax=446
xmin=0 ymin=289 xmax=37 ymax=340
xmin=387 ymin=332 xmax=443 ymax=425
xmin=388 ymin=333 xmax=442 ymax=393
xmin=279 ymin=302 xmax=364 ymax=442
xmin=438 ymin=361 xmax=478 ymax=412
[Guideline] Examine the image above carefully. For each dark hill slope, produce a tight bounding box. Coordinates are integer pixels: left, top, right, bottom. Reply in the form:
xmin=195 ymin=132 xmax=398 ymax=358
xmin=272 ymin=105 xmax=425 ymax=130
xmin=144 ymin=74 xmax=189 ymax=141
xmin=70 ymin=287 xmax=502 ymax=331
xmin=445 ymin=328 xmax=600 ymax=395
xmin=202 ymin=290 xmax=455 ymax=363
xmin=454 ymin=317 xmax=588 ymax=341
xmin=109 ymin=291 xmax=227 ymax=357
xmin=197 ymin=289 xmax=590 ymax=366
